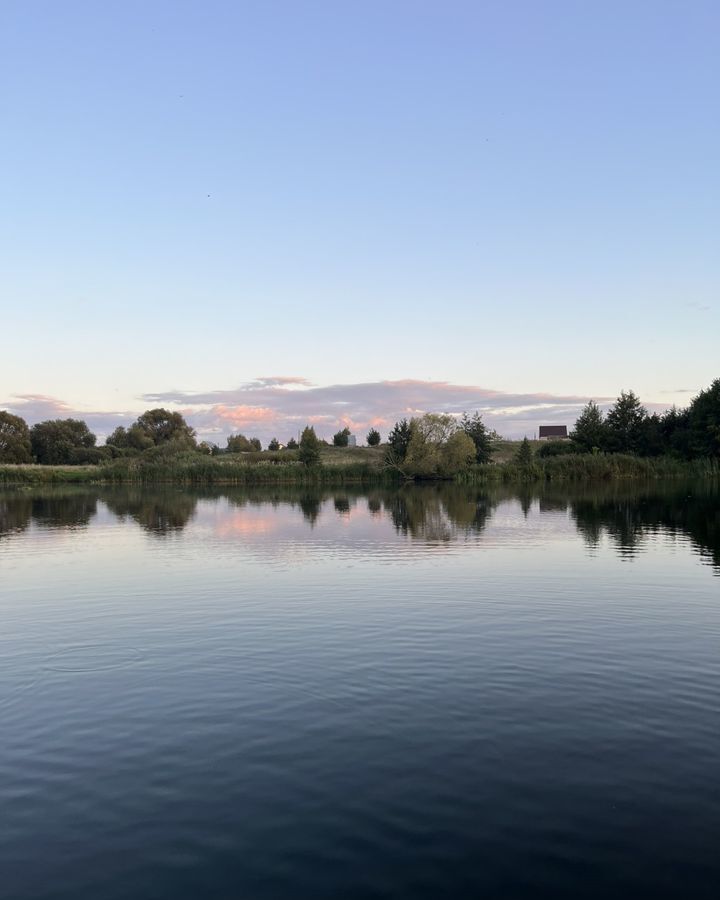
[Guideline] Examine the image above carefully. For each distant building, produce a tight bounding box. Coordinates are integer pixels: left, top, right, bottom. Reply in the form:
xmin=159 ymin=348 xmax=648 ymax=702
xmin=538 ymin=425 xmax=568 ymax=441
xmin=347 ymin=435 xmax=357 ymax=447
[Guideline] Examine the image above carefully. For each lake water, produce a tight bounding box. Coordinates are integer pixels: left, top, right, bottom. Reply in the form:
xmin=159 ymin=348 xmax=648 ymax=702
xmin=1 ymin=481 xmax=719 ymax=899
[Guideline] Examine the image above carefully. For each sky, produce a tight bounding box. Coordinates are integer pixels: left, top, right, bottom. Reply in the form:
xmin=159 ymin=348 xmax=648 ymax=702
xmin=1 ymin=0 xmax=718 ymax=442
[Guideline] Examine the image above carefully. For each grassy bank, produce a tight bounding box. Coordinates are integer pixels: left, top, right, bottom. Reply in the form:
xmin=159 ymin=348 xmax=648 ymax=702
xmin=0 ymin=458 xmax=390 ymax=487
xmin=1 ymin=449 xmax=717 ymax=487
xmin=457 ymin=453 xmax=719 ymax=484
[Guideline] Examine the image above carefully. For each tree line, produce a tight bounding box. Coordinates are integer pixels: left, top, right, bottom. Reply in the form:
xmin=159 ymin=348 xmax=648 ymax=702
xmin=0 ymin=407 xmax=383 ymax=465
xmin=0 ymin=378 xmax=718 ymax=468
xmin=544 ymin=380 xmax=720 ymax=460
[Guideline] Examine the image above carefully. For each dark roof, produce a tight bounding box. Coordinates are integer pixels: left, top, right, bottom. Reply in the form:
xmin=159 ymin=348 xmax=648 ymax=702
xmin=539 ymin=425 xmax=568 ymax=438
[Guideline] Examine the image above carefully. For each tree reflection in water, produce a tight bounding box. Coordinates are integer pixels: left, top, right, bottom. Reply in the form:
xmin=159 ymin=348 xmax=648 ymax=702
xmin=102 ymin=489 xmax=198 ymax=535
xmin=0 ymin=481 xmax=717 ymax=572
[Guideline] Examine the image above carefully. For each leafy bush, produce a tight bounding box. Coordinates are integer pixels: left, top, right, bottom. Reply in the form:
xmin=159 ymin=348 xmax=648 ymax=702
xmin=537 ymin=440 xmax=576 ymax=458
xmin=333 ymin=427 xmax=351 ymax=447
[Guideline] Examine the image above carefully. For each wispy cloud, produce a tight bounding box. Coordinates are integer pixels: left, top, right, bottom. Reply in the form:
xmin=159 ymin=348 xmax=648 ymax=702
xmin=4 ymin=394 xmax=134 ymax=436
xmin=9 ymin=380 xmax=674 ymax=441
xmin=143 ymin=378 xmax=610 ymax=441
xmin=683 ymin=301 xmax=712 ymax=313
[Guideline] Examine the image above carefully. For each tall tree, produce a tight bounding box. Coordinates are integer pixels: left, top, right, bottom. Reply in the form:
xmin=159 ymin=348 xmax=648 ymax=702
xmin=134 ymin=409 xmax=196 ymax=447
xmin=366 ymin=427 xmax=381 ymax=446
xmin=30 ymin=419 xmax=97 ymax=464
xmin=0 ymin=411 xmax=32 ymax=463
xmin=386 ymin=419 xmax=413 ymax=462
xmin=570 ymin=401 xmax=606 ymax=453
xmin=515 ymin=437 xmax=534 ymax=465
xmin=333 ymin=427 xmax=351 ymax=447
xmin=227 ymin=433 xmax=255 ymax=453
xmin=298 ymin=425 xmax=321 ymax=466
xmin=393 ymin=414 xmax=475 ymax=478
xmin=605 ymin=391 xmax=647 ymax=454
xmin=687 ymin=378 xmax=720 ymax=458
xmin=460 ymin=412 xmax=497 ymax=463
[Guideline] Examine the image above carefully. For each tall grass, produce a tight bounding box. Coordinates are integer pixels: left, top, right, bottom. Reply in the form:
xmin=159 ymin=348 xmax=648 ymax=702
xmin=2 ymin=452 xmax=717 ymax=487
xmin=457 ymin=453 xmax=719 ymax=484
xmin=92 ymin=457 xmax=392 ymax=486
xmin=0 ymin=465 xmax=102 ymax=485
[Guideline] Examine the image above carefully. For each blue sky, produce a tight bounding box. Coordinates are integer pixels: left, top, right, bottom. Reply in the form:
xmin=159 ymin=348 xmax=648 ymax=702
xmin=2 ymin=1 xmax=718 ymax=440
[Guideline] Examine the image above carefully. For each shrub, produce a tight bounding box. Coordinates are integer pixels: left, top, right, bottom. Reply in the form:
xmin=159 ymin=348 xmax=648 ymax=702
xmin=537 ymin=440 xmax=576 ymax=458
xmin=333 ymin=427 xmax=351 ymax=447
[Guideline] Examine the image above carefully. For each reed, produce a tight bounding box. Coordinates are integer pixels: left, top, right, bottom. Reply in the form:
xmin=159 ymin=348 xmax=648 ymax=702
xmin=456 ymin=454 xmax=719 ymax=484
xmin=2 ymin=453 xmax=717 ymax=487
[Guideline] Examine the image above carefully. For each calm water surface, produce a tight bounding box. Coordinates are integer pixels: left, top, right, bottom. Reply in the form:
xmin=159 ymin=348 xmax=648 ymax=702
xmin=1 ymin=481 xmax=719 ymax=898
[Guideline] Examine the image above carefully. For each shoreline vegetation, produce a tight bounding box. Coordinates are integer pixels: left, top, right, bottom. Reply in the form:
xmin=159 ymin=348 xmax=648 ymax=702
xmin=1 ymin=379 xmax=718 ymax=486
xmin=1 ymin=452 xmax=717 ymax=487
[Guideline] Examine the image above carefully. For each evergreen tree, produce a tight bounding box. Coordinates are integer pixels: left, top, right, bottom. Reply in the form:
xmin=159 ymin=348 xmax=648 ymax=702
xmin=570 ymin=401 xmax=606 ymax=453
xmin=298 ymin=426 xmax=321 ymax=466
xmin=515 ymin=437 xmax=534 ymax=465
xmin=605 ymin=391 xmax=647 ymax=454
xmin=268 ymin=438 xmax=280 ymax=451
xmin=687 ymin=378 xmax=720 ymax=458
xmin=366 ymin=428 xmax=381 ymax=446
xmin=460 ymin=412 xmax=497 ymax=463
xmin=386 ymin=419 xmax=413 ymax=462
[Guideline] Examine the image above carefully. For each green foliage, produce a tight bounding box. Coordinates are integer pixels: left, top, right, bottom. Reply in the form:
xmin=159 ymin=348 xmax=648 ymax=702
xmin=107 ymin=426 xmax=129 ymax=448
xmin=227 ymin=433 xmax=262 ymax=453
xmin=570 ymin=400 xmax=607 ymax=453
xmin=106 ymin=424 xmax=154 ymax=452
xmin=660 ymin=407 xmax=691 ymax=458
xmin=30 ymin=419 xmax=97 ymax=465
xmin=460 ymin=412 xmax=498 ymax=463
xmin=438 ymin=430 xmax=477 ymax=476
xmin=515 ymin=437 xmax=534 ymax=465
xmin=286 ymin=437 xmax=298 ymax=450
xmin=268 ymin=437 xmax=280 ymax=451
xmin=298 ymin=425 xmax=321 ymax=467
xmin=0 ymin=411 xmax=32 ymax=463
xmin=135 ymin=409 xmax=196 ymax=448
xmin=457 ymin=453 xmax=718 ymax=485
xmin=687 ymin=378 xmax=720 ymax=458
xmin=198 ymin=441 xmax=220 ymax=456
xmin=386 ymin=419 xmax=413 ymax=462
xmin=537 ymin=439 xmax=576 ymax=458
xmin=605 ymin=391 xmax=647 ymax=454
xmin=366 ymin=428 xmax=381 ymax=446
xmin=333 ymin=427 xmax=351 ymax=447
xmin=393 ymin=414 xmax=475 ymax=479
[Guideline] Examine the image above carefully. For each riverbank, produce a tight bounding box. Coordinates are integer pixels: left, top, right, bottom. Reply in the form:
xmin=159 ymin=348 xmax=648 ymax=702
xmin=1 ymin=452 xmax=716 ymax=486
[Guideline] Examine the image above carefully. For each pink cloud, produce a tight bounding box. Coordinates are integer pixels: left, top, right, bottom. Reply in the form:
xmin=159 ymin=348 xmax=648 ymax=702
xmin=5 ymin=377 xmax=682 ymax=444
